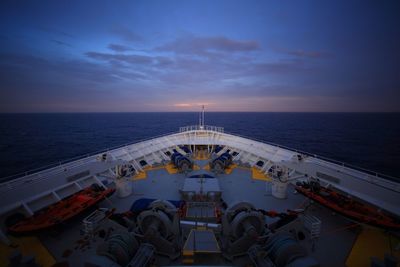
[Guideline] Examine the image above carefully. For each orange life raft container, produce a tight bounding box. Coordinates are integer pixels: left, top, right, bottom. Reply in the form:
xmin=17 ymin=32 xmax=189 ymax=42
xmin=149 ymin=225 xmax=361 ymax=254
xmin=8 ymin=184 xmax=115 ymax=234
xmin=295 ymin=181 xmax=400 ymax=231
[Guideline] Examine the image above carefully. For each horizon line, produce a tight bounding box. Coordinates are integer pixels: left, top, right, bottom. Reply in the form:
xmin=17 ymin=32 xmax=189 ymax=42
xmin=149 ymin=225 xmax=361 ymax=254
xmin=1 ymin=111 xmax=400 ymax=114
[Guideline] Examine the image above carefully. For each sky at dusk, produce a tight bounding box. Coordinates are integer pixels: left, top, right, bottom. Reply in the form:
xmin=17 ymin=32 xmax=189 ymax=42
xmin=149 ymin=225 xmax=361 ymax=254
xmin=0 ymin=0 xmax=399 ymax=112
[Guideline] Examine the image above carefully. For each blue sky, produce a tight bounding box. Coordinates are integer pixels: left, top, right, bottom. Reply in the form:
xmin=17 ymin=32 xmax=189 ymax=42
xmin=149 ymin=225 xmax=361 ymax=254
xmin=0 ymin=0 xmax=399 ymax=112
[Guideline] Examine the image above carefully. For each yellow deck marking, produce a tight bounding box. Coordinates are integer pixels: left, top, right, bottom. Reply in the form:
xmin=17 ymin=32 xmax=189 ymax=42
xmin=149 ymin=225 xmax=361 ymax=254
xmin=224 ymin=164 xmax=237 ymax=174
xmin=194 ymin=154 xmax=210 ymax=160
xmin=133 ymin=164 xmax=178 ymax=180
xmin=182 ymin=229 xmax=221 ymax=259
xmin=143 ymin=165 xmax=165 ymax=171
xmin=182 ymin=258 xmax=194 ymax=264
xmin=165 ymin=163 xmax=178 ymax=174
xmin=132 ymin=171 xmax=147 ymax=180
xmin=194 ymin=155 xmax=210 ymax=160
xmin=203 ymin=164 xmax=211 ymax=171
xmin=183 ymin=250 xmax=195 ymax=256
xmin=194 ymin=150 xmax=210 ymax=160
xmin=237 ymin=165 xmax=251 ymax=171
xmin=193 ymin=164 xmax=201 ymax=170
xmin=0 ymin=236 xmax=56 ymax=267
xmin=226 ymin=164 xmax=251 ymax=174
xmin=252 ymin=167 xmax=271 ymax=181
xmin=346 ymin=227 xmax=400 ymax=267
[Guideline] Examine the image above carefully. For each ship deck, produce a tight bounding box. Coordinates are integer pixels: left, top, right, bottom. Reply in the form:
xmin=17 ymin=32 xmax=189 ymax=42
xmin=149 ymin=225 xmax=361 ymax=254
xmin=2 ymin=158 xmax=398 ymax=267
xmin=102 ymin=159 xmax=359 ymax=267
xmin=1 ymin=127 xmax=399 ymax=267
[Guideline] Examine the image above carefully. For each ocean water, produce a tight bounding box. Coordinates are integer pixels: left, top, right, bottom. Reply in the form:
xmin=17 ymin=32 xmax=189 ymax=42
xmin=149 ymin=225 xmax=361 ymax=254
xmin=0 ymin=112 xmax=399 ymax=180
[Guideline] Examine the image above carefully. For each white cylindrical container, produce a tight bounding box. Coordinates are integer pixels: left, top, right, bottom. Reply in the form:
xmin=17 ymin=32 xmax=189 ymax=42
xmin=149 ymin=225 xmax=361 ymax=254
xmin=115 ymin=177 xmax=132 ymax=198
xmin=271 ymin=179 xmax=288 ymax=199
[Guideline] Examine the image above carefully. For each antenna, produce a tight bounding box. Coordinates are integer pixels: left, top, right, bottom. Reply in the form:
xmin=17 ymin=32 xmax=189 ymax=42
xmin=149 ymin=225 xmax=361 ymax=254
xmin=199 ymin=111 xmax=201 ymax=127
xmin=199 ymin=105 xmax=205 ymax=129
xmin=202 ymin=105 xmax=205 ymax=127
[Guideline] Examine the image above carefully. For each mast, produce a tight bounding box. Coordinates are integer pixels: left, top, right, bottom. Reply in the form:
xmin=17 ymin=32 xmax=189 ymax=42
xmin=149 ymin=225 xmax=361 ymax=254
xmin=199 ymin=105 xmax=205 ymax=129
xmin=202 ymin=105 xmax=205 ymax=127
xmin=199 ymin=111 xmax=202 ymax=127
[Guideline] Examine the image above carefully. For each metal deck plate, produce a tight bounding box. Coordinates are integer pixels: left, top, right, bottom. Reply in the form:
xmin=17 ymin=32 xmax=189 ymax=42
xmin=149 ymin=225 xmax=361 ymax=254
xmin=183 ymin=229 xmax=220 ymax=254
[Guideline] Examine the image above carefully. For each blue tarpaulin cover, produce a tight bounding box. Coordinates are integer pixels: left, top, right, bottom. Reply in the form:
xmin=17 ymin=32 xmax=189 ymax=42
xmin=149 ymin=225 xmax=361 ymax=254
xmin=189 ymin=174 xmax=215 ymax=178
xmin=214 ymin=145 xmax=223 ymax=154
xmin=179 ymin=145 xmax=192 ymax=154
xmin=130 ymin=198 xmax=184 ymax=213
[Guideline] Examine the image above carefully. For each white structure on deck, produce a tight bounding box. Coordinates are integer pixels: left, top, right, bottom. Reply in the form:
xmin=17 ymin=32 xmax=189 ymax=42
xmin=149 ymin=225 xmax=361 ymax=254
xmin=0 ymin=125 xmax=399 ymax=219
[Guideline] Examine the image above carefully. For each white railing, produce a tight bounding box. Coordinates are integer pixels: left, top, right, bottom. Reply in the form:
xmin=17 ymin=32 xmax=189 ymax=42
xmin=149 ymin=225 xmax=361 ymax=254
xmin=1 ymin=125 xmax=398 ymax=193
xmin=177 ymin=128 xmax=400 ymax=189
xmin=0 ymin=126 xmax=223 ymax=191
xmin=220 ymin=130 xmax=399 ymax=183
xmin=179 ymin=125 xmax=224 ymax=133
xmin=0 ymin=130 xmax=178 ymax=184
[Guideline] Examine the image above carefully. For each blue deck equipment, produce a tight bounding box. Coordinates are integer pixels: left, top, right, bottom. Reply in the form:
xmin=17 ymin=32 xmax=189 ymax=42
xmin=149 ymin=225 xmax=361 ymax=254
xmin=130 ymin=198 xmax=184 ymax=213
xmin=213 ymin=145 xmax=224 ymax=154
xmin=171 ymin=151 xmax=193 ymax=171
xmin=179 ymin=145 xmax=192 ymax=154
xmin=210 ymin=151 xmax=233 ymax=172
xmin=189 ymin=174 xmax=215 ymax=178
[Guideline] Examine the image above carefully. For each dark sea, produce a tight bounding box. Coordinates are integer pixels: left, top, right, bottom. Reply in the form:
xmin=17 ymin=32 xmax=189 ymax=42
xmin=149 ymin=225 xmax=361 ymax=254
xmin=0 ymin=113 xmax=399 ymax=180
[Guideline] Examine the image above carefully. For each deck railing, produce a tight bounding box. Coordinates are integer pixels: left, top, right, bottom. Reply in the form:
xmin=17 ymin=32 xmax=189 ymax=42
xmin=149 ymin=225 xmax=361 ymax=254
xmin=179 ymin=125 xmax=224 ymax=133
xmin=1 ymin=125 xmax=398 ymax=186
xmin=1 ymin=125 xmax=223 ymax=183
xmin=221 ymin=130 xmax=399 ymax=182
xmin=179 ymin=126 xmax=399 ymax=182
xmin=0 ymin=130 xmax=178 ymax=183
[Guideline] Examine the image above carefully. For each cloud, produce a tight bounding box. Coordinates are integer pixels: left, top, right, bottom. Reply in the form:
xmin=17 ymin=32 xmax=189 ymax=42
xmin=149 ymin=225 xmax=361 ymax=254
xmin=0 ymin=53 xmax=121 ymax=86
xmin=154 ymin=56 xmax=174 ymax=66
xmin=147 ymin=35 xmax=311 ymax=86
xmin=110 ymin=26 xmax=141 ymax=42
xmin=39 ymin=27 xmax=75 ymax=38
xmin=51 ymin=39 xmax=72 ymax=47
xmin=85 ymin=52 xmax=153 ymax=65
xmin=84 ymin=37 xmax=316 ymax=100
xmin=108 ymin=43 xmax=134 ymax=52
xmin=218 ymin=83 xmax=320 ymax=98
xmin=157 ymin=35 xmax=260 ymax=56
xmin=85 ymin=51 xmax=174 ymax=73
xmin=173 ymin=102 xmax=213 ymax=108
xmin=173 ymin=103 xmax=192 ymax=107
xmin=0 ymin=53 xmax=117 ymax=112
xmin=247 ymin=59 xmax=309 ymax=75
xmin=270 ymin=44 xmax=331 ymax=59
xmin=287 ymin=49 xmax=329 ymax=58
xmin=271 ymin=45 xmax=331 ymax=59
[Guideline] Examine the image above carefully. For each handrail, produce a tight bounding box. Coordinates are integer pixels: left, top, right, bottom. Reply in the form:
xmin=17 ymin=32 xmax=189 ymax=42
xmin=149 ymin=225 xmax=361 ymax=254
xmin=222 ymin=131 xmax=400 ymax=182
xmin=179 ymin=127 xmax=399 ymax=182
xmin=0 ymin=130 xmax=178 ymax=183
xmin=179 ymin=125 xmax=224 ymax=133
xmin=1 ymin=126 xmax=398 ymax=185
